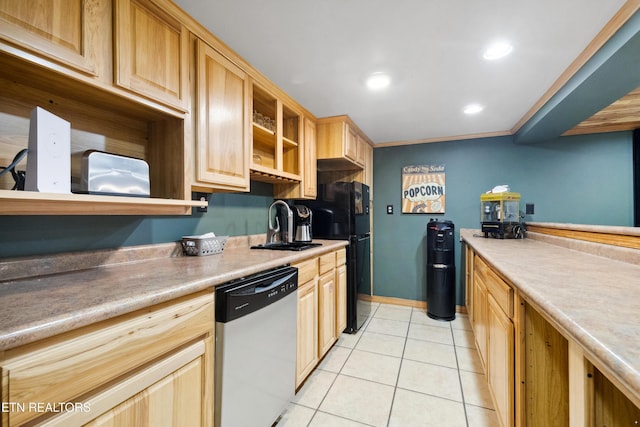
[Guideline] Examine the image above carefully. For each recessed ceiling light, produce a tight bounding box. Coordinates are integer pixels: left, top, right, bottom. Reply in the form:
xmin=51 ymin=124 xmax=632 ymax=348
xmin=483 ymin=41 xmax=513 ymax=60
xmin=464 ymin=104 xmax=484 ymax=115
xmin=366 ymin=72 xmax=391 ymax=90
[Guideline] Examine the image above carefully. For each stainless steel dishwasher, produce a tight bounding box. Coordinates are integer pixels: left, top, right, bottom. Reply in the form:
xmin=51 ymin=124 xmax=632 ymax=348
xmin=214 ymin=265 xmax=298 ymax=427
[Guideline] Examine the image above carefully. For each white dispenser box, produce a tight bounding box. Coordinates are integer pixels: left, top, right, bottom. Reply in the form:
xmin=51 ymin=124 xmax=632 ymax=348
xmin=25 ymin=107 xmax=71 ymax=193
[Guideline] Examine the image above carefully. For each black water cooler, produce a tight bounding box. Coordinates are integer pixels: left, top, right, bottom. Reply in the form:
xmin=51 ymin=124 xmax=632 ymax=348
xmin=426 ymin=219 xmax=456 ymax=321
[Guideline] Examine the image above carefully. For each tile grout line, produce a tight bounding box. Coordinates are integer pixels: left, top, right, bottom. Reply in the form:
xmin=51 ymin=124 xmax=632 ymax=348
xmin=384 ymin=307 xmax=412 ymax=427
xmin=297 ymin=306 xmax=496 ymax=426
xmin=301 ymin=306 xmax=491 ymax=426
xmin=303 ymin=303 xmax=379 ymax=427
xmin=451 ymin=319 xmax=471 ymax=427
xmin=313 ymin=409 xmax=377 ymax=427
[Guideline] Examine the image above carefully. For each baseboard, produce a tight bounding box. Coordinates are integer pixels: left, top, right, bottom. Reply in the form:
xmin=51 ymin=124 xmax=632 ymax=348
xmin=360 ymin=294 xmax=468 ymax=314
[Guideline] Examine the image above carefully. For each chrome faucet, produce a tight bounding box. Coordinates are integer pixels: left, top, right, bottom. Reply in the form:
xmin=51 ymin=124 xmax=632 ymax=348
xmin=267 ymin=200 xmax=293 ymax=244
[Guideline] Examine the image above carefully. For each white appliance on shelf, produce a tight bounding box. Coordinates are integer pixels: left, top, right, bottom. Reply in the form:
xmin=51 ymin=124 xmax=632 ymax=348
xmin=25 ymin=106 xmax=71 ymax=194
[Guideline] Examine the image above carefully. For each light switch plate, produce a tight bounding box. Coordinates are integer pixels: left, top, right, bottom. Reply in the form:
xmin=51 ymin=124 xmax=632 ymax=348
xmin=387 ymin=204 xmax=393 ymax=214
xmin=525 ymin=203 xmax=535 ymax=215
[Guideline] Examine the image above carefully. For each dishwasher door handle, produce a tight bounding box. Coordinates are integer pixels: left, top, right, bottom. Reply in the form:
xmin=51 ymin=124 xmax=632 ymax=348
xmin=253 ymin=271 xmax=297 ymax=294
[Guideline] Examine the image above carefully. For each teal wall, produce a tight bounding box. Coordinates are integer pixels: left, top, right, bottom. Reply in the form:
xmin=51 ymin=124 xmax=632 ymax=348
xmin=372 ymin=132 xmax=634 ymax=304
xmin=0 ymin=182 xmax=274 ymax=258
xmin=2 ymin=131 xmax=635 ymax=308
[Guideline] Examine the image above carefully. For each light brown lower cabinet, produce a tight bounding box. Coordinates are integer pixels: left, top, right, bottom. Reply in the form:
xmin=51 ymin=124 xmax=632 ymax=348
xmin=472 ymin=272 xmax=488 ymax=368
xmin=0 ymin=291 xmax=214 ymax=427
xmin=60 ymin=340 xmax=210 ymax=426
xmin=466 ymin=244 xmax=640 ymax=427
xmin=524 ymin=301 xmax=569 ymax=427
xmin=296 ymin=276 xmax=319 ymax=388
xmin=335 ymin=263 xmax=347 ymax=335
xmin=464 ymin=244 xmax=475 ymax=322
xmin=593 ymin=369 xmax=640 ymax=426
xmin=525 ymin=302 xmax=640 ymax=427
xmin=471 ymin=254 xmax=515 ymax=427
xmin=487 ymin=293 xmax=514 ymax=427
xmin=318 ymin=270 xmax=336 ymax=357
xmin=294 ymin=248 xmax=346 ymax=388
xmin=0 ymin=248 xmax=350 ymax=425
xmin=318 ymin=251 xmax=338 ymax=358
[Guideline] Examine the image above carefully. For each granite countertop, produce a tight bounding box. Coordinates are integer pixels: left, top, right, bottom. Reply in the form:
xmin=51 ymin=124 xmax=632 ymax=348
xmin=460 ymin=228 xmax=640 ymax=406
xmin=0 ymin=237 xmax=348 ymax=352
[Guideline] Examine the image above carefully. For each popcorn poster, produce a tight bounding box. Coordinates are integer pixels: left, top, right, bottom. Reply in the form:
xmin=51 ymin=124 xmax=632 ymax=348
xmin=401 ymin=165 xmax=446 ymax=213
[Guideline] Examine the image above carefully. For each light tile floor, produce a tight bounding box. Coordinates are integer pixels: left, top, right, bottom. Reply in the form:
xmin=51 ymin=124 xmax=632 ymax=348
xmin=278 ymin=303 xmax=500 ymax=427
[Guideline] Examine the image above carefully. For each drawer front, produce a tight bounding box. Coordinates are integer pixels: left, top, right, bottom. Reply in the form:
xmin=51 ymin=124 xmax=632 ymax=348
xmin=294 ymin=257 xmax=319 ymax=284
xmin=1 ymin=291 xmax=214 ymax=426
xmin=319 ymin=252 xmax=336 ymax=275
xmin=475 ymin=254 xmax=514 ymax=317
xmin=336 ymin=248 xmax=347 ymax=266
xmin=37 ymin=339 xmax=208 ymax=427
xmin=474 ymin=254 xmax=490 ymax=283
xmin=485 ymin=268 xmax=513 ymax=318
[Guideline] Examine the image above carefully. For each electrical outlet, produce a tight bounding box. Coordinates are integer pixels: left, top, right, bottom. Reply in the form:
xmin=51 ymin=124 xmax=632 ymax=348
xmin=196 ymin=192 xmax=209 ymax=213
xmin=387 ymin=205 xmax=393 ymax=214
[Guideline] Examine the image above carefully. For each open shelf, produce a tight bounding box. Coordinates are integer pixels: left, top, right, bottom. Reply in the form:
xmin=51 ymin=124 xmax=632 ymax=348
xmin=283 ymin=136 xmax=298 ymax=148
xmin=250 ymin=81 xmax=302 ymax=184
xmin=0 ymin=190 xmax=207 ymax=215
xmin=0 ymin=54 xmax=200 ymax=215
xmin=252 ymin=122 xmax=276 ymax=146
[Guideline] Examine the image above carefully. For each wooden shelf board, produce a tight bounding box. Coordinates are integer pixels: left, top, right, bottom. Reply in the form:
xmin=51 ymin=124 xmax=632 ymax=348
xmin=283 ymin=136 xmax=298 ymax=147
xmin=0 ymin=190 xmax=207 ymax=215
xmin=252 ymin=123 xmax=276 ymax=147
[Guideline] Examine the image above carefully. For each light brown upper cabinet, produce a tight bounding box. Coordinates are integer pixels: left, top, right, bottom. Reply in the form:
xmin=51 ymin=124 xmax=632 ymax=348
xmin=0 ymin=0 xmax=111 ymax=78
xmin=251 ymin=81 xmax=303 ymax=184
xmin=302 ymin=117 xmax=317 ymax=198
xmin=274 ymin=114 xmax=317 ymax=200
xmin=114 ymin=0 xmax=189 ymax=111
xmin=317 ymin=115 xmax=374 ymax=199
xmin=317 ymin=115 xmax=372 ymax=171
xmin=193 ymin=39 xmax=250 ymax=192
xmin=356 ymin=134 xmax=367 ymax=167
xmin=317 ymin=117 xmax=359 ymax=168
xmin=345 ymin=125 xmax=358 ymax=163
xmin=362 ymin=140 xmax=373 ymax=192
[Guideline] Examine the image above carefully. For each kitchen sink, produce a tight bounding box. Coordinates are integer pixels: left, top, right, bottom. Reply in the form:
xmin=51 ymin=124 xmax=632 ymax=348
xmin=251 ymin=242 xmax=323 ymax=251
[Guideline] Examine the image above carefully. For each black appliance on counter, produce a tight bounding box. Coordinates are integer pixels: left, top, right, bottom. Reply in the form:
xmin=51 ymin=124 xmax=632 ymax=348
xmin=293 ymin=181 xmax=371 ymax=333
xmin=426 ymin=219 xmax=456 ymax=321
xmin=292 ymin=204 xmax=313 ymax=242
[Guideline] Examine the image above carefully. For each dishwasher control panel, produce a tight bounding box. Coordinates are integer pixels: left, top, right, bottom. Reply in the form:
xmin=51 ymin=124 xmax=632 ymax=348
xmin=215 ymin=265 xmax=298 ymax=323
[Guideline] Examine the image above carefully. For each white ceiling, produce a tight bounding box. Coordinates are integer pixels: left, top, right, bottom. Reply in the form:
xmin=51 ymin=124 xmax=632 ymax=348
xmin=173 ymin=0 xmax=627 ymax=144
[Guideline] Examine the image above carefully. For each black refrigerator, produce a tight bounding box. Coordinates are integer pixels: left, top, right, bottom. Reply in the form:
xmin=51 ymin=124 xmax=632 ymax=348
xmin=298 ymin=181 xmax=371 ymax=333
